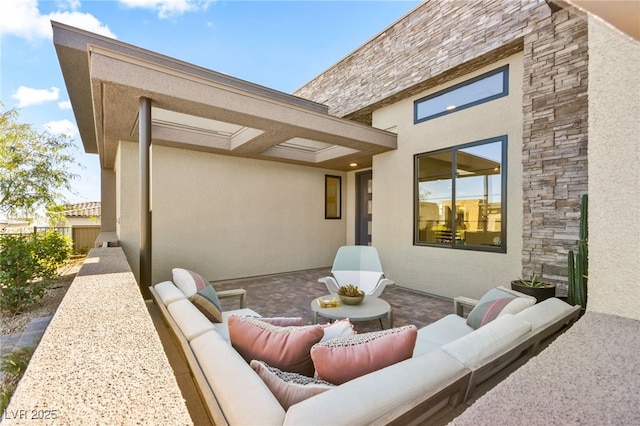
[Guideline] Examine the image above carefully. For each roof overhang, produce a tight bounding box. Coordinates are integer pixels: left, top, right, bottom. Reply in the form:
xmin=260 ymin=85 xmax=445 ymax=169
xmin=52 ymin=22 xmax=397 ymax=171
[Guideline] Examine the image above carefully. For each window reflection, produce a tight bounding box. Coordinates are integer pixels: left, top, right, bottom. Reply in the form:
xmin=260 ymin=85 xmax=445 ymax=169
xmin=415 ymin=137 xmax=505 ymax=251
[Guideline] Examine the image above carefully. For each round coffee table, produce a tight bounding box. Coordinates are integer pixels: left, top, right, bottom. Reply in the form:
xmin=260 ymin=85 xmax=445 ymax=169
xmin=311 ymin=295 xmax=393 ymax=329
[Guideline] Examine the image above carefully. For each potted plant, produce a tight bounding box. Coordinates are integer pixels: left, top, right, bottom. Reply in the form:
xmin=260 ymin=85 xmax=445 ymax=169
xmin=511 ymin=274 xmax=556 ymax=303
xmin=337 ymin=284 xmax=365 ymax=305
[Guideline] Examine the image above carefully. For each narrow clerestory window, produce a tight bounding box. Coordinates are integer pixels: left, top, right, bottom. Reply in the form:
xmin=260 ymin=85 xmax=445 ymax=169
xmin=414 ymin=65 xmax=509 ymax=123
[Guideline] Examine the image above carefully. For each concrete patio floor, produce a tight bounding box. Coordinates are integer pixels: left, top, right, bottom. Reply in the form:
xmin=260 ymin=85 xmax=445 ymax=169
xmin=148 ymin=268 xmax=467 ymax=425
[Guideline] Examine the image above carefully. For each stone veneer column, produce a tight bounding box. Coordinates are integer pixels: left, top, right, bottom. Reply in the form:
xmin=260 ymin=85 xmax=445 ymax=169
xmin=521 ymin=8 xmax=589 ymax=288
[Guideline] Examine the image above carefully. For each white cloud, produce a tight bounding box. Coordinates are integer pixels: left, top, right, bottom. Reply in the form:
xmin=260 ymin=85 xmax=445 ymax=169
xmin=58 ymin=100 xmax=73 ymax=110
xmin=44 ymin=119 xmax=78 ymax=138
xmin=119 ymin=0 xmax=215 ymax=19
xmin=0 ymin=0 xmax=116 ymax=41
xmin=12 ymin=86 xmax=60 ymax=108
xmin=56 ymin=0 xmax=81 ymax=11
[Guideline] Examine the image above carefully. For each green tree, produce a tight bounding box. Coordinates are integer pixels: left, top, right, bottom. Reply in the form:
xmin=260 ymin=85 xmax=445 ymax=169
xmin=0 ymin=106 xmax=78 ymax=219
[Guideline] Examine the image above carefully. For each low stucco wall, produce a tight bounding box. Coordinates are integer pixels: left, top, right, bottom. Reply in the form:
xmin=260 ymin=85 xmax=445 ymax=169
xmin=3 ymin=248 xmax=191 ymax=424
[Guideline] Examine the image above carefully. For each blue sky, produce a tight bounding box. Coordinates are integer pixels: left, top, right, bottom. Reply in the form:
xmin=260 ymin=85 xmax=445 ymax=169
xmin=1 ymin=0 xmax=421 ymax=203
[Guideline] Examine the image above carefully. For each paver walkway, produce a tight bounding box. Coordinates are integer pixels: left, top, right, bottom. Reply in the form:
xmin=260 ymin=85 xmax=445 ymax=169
xmin=1 ymin=316 xmax=51 ymax=357
xmin=1 ymin=316 xmax=51 ymax=383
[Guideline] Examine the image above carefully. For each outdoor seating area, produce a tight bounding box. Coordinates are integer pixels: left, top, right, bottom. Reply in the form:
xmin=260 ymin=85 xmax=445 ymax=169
xmin=2 ymin=0 xmax=639 ymax=423
xmin=151 ymin=265 xmax=580 ymax=425
xmin=7 ymin=245 xmax=639 ymax=425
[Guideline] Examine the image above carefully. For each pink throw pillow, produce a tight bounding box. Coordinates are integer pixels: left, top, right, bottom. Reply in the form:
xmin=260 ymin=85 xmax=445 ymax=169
xmin=250 ymin=360 xmax=334 ymax=410
xmin=228 ymin=315 xmax=324 ymax=377
xmin=310 ymin=325 xmax=417 ymax=385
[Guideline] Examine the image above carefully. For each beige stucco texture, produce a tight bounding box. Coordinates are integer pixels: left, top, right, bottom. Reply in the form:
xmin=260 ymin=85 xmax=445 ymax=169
xmin=116 ymin=141 xmax=347 ymax=284
xmin=370 ymin=54 xmax=524 ymax=299
xmin=587 ymin=17 xmax=640 ymax=319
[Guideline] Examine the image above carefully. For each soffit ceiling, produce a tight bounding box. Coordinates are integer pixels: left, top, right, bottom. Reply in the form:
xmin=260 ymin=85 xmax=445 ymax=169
xmin=550 ymin=0 xmax=640 ymax=41
xmin=52 ymin=22 xmax=397 ymax=172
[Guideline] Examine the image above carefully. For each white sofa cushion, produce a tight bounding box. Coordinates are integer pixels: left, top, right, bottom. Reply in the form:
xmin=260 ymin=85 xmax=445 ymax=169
xmin=441 ymin=314 xmax=532 ymax=367
xmin=284 ymin=349 xmax=468 ymax=425
xmin=413 ymin=314 xmax=474 ymax=357
xmin=515 ymin=297 xmax=575 ymax=330
xmin=191 ymin=330 xmax=285 ymax=425
xmin=154 ymin=281 xmax=186 ymax=306
xmin=167 ymin=299 xmax=215 ymax=341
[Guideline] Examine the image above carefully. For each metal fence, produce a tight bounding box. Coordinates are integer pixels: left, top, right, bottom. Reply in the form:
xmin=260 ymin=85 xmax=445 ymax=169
xmin=2 ymin=226 xmax=72 ymax=237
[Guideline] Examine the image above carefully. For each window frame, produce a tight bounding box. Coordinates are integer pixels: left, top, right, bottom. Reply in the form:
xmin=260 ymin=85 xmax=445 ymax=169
xmin=413 ymin=135 xmax=508 ymax=253
xmin=414 ymin=65 xmax=509 ymax=123
xmin=325 ymin=175 xmax=342 ymax=219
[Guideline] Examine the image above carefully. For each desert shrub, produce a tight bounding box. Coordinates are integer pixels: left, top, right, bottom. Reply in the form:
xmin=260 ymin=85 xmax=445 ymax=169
xmin=0 ymin=231 xmax=72 ymax=315
xmin=74 ymin=246 xmax=89 ymax=255
xmin=32 ymin=231 xmax=72 ymax=278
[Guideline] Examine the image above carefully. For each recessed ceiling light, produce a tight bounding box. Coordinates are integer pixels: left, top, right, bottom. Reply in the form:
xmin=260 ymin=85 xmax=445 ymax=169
xmin=446 ymin=105 xmax=456 ymax=111
xmin=350 ymin=163 xmax=358 ymax=167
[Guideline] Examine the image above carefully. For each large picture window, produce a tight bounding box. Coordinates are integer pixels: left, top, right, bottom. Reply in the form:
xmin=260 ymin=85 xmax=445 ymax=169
xmin=414 ymin=65 xmax=509 ymax=123
xmin=414 ymin=136 xmax=507 ymax=252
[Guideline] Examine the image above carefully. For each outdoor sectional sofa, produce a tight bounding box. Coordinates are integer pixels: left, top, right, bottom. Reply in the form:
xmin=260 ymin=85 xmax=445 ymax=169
xmin=151 ymin=276 xmax=581 ymax=426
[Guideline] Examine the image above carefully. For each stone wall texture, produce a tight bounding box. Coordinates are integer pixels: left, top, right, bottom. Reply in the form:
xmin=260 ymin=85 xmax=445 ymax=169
xmin=294 ymin=0 xmax=551 ymax=124
xmin=295 ymin=0 xmax=589 ymax=288
xmin=521 ymin=8 xmax=589 ymax=286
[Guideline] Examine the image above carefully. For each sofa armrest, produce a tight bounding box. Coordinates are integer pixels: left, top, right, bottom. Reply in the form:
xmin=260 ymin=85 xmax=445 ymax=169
xmin=217 ymin=288 xmax=247 ymax=309
xmin=454 ymin=296 xmax=478 ymax=317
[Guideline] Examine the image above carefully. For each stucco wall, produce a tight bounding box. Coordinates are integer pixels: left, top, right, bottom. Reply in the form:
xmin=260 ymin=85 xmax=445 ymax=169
xmin=370 ymin=54 xmax=524 ymax=299
xmin=587 ymin=17 xmax=640 ymax=319
xmin=116 ymin=141 xmax=140 ymax=282
xmin=67 ymin=217 xmax=100 ymax=227
xmin=101 ymin=168 xmax=117 ymax=232
xmin=146 ymin=145 xmax=345 ymax=283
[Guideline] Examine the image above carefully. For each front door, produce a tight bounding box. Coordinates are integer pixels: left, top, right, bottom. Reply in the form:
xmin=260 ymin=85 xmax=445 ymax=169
xmin=355 ymin=170 xmax=373 ymax=245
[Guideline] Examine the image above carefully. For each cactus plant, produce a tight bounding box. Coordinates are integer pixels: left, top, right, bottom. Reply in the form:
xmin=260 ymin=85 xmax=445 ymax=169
xmin=568 ymin=194 xmax=588 ymax=309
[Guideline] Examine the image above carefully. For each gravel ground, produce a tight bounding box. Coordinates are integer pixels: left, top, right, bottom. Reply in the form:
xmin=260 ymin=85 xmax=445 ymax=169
xmin=0 ymin=257 xmax=85 ymax=335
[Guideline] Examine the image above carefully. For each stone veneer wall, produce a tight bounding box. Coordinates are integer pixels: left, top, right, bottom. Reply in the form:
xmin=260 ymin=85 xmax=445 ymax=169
xmin=521 ymin=8 xmax=589 ymax=286
xmin=294 ymin=0 xmax=590 ymax=290
xmin=294 ymin=0 xmax=551 ymax=124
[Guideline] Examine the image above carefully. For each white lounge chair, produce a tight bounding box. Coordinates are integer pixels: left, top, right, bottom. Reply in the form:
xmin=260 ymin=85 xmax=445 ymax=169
xmin=319 ymin=246 xmax=395 ymax=298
